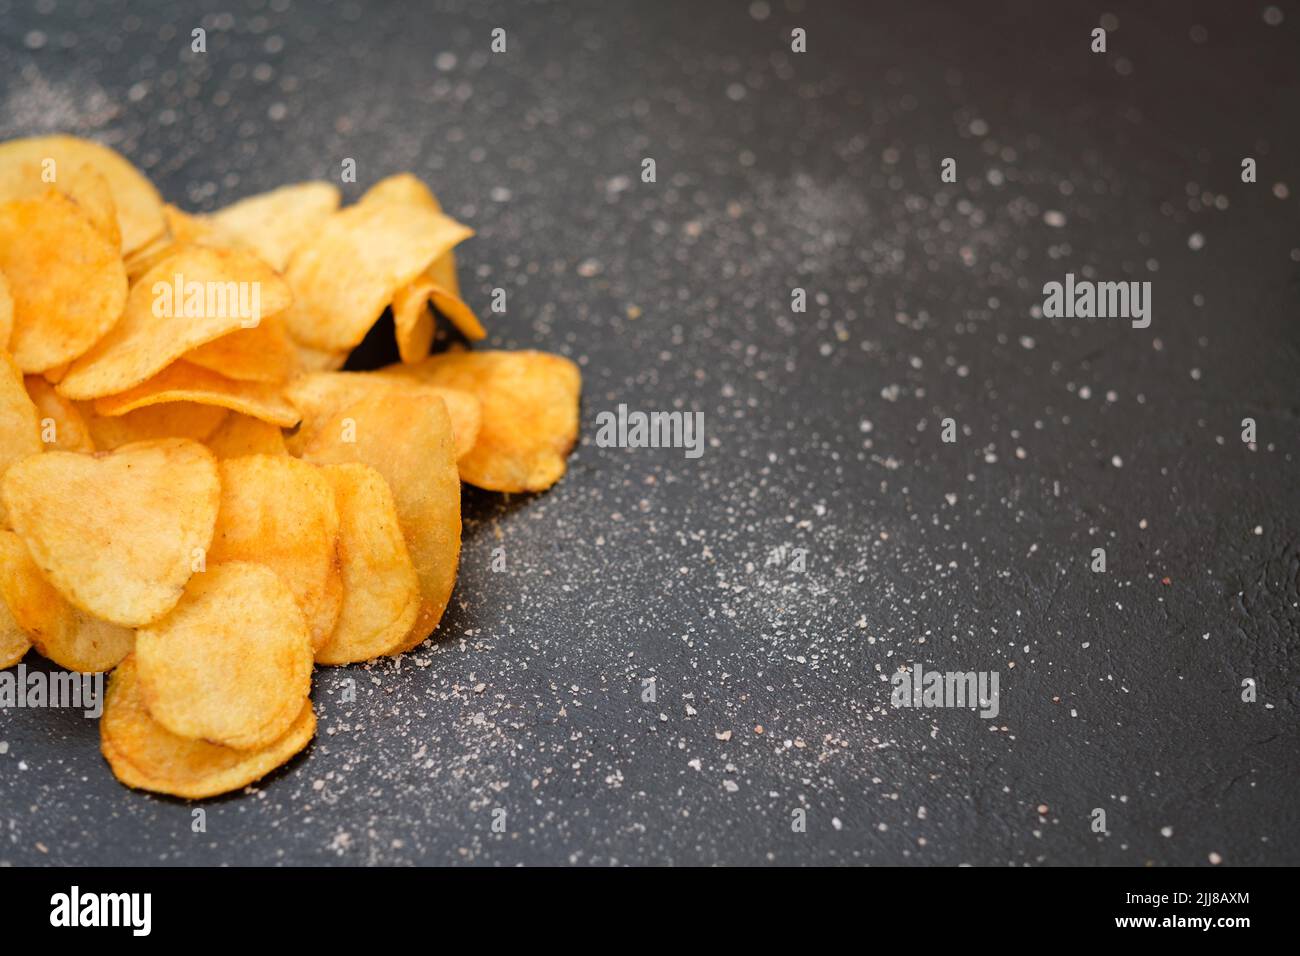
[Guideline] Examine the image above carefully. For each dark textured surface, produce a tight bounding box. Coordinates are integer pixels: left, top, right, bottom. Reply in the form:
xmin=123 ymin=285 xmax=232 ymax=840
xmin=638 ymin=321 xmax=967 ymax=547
xmin=1 ymin=0 xmax=1298 ymax=866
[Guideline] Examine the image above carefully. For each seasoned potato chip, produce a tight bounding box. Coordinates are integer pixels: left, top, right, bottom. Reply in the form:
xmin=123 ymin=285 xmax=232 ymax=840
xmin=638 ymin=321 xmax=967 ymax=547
xmin=101 ymin=655 xmax=315 ymax=799
xmin=24 ymin=376 xmax=94 ymax=452
xmin=392 ymin=277 xmax=436 ymax=363
xmin=0 ymin=191 xmax=128 ymax=373
xmin=316 ymin=463 xmax=419 ymax=664
xmin=2 ymin=439 xmax=219 ymax=627
xmin=0 ymin=160 xmax=121 ymax=248
xmin=57 ymin=245 xmax=292 ymax=400
xmin=208 ymin=456 xmax=341 ymax=650
xmin=298 ymin=388 xmax=460 ymax=646
xmin=80 ymin=400 xmax=227 ymax=450
xmin=0 ymin=135 xmax=165 ymax=254
xmin=0 ymin=530 xmax=133 ymax=672
xmin=204 ymin=413 xmax=286 ymax=458
xmin=282 ymin=197 xmax=473 ymax=351
xmin=93 ymin=360 xmax=301 ymax=427
xmin=285 ymin=370 xmax=480 ymax=460
xmin=135 ymin=562 xmax=314 ymax=750
xmin=183 ymin=312 xmax=297 ymax=383
xmin=0 ymin=352 xmax=42 ymax=523
xmin=385 ymin=350 xmax=580 ymax=491
xmin=207 ymin=182 xmax=341 ymax=271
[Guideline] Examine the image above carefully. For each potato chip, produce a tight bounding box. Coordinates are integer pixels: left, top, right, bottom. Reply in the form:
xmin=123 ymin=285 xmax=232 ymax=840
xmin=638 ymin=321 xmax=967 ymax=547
xmin=0 ymin=191 xmax=128 ymax=373
xmin=384 ymin=350 xmax=580 ymax=491
xmin=392 ymin=277 xmax=436 ymax=363
xmin=207 ymin=182 xmax=341 ymax=271
xmin=24 ymin=375 xmax=94 ymax=452
xmin=80 ymin=400 xmax=227 ymax=450
xmin=57 ymin=244 xmax=292 ymax=400
xmin=281 ymin=197 xmax=473 ymax=351
xmin=93 ymin=360 xmax=301 ymax=427
xmin=0 ymin=351 xmax=43 ymax=525
xmin=298 ymin=388 xmax=460 ymax=646
xmin=183 ymin=312 xmax=297 ymax=383
xmin=134 ymin=562 xmax=314 ymax=750
xmin=0 ymin=159 xmax=121 ymax=248
xmin=285 ymin=370 xmax=480 ymax=460
xmin=0 ymin=540 xmax=30 ymax=667
xmin=101 ymin=655 xmax=315 ymax=799
xmin=208 ymin=456 xmax=341 ymax=650
xmin=315 ymin=463 xmax=419 ymax=664
xmin=0 ymin=135 xmax=165 ymax=254
xmin=0 ymin=530 xmax=133 ymax=672
xmin=204 ymin=413 xmax=286 ymax=458
xmin=2 ymin=439 xmax=219 ymax=627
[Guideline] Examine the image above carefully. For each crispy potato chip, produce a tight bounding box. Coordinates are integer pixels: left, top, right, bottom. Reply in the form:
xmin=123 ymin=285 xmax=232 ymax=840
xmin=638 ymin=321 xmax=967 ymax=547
xmin=80 ymin=400 xmax=227 ymax=450
xmin=0 ymin=530 xmax=133 ymax=672
xmin=282 ymin=198 xmax=473 ymax=351
xmin=208 ymin=456 xmax=341 ymax=650
xmin=0 ymin=191 xmax=128 ymax=373
xmin=183 ymin=312 xmax=297 ymax=383
xmin=0 ymin=159 xmax=121 ymax=248
xmin=204 ymin=413 xmax=286 ymax=458
xmin=360 ymin=173 xmax=441 ymax=210
xmin=0 ymin=351 xmax=42 ymax=520
xmin=93 ymin=360 xmax=301 ymax=427
xmin=285 ymin=370 xmax=480 ymax=460
xmin=0 ymin=135 xmax=165 ymax=254
xmin=57 ymin=245 xmax=293 ymax=400
xmin=316 ymin=463 xmax=419 ymax=665
xmin=101 ymin=655 xmax=315 ymax=799
xmin=428 ymin=282 xmax=486 ymax=341
xmin=207 ymin=182 xmax=341 ymax=271
xmin=135 ymin=562 xmax=314 ymax=750
xmin=392 ymin=277 xmax=436 ymax=363
xmin=384 ymin=350 xmax=580 ymax=491
xmin=2 ymin=439 xmax=219 ymax=627
xmin=24 ymin=376 xmax=94 ymax=452
xmin=298 ymin=388 xmax=460 ymax=646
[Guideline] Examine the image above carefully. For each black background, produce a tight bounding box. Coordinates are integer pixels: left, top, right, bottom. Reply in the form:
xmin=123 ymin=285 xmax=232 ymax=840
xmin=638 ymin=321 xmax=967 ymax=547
xmin=0 ymin=0 xmax=1297 ymax=866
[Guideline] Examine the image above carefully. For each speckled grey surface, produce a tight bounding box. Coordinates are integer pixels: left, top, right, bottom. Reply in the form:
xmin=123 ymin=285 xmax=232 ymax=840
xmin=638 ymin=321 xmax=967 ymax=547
xmin=1 ymin=0 xmax=1297 ymax=866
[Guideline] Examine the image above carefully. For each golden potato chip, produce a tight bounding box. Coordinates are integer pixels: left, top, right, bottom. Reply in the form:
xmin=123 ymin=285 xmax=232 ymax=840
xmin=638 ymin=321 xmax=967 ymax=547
xmin=385 ymin=350 xmax=580 ymax=491
xmin=428 ymin=282 xmax=486 ymax=341
xmin=207 ymin=182 xmax=341 ymax=271
xmin=93 ymin=360 xmax=301 ymax=427
xmin=134 ymin=562 xmax=313 ymax=750
xmin=80 ymin=400 xmax=227 ymax=450
xmin=0 ymin=530 xmax=133 ymax=672
xmin=392 ymin=277 xmax=435 ymax=363
xmin=24 ymin=376 xmax=94 ymax=452
xmin=183 ymin=312 xmax=297 ymax=383
xmin=0 ymin=191 xmax=128 ymax=373
xmin=360 ymin=173 xmax=441 ymax=210
xmin=0 ymin=135 xmax=164 ymax=254
xmin=285 ymin=370 xmax=480 ymax=459
xmin=2 ymin=439 xmax=219 ymax=627
xmin=298 ymin=388 xmax=460 ymax=646
xmin=208 ymin=456 xmax=341 ymax=650
xmin=0 ymin=352 xmax=42 ymax=523
xmin=316 ymin=463 xmax=419 ymax=665
xmin=281 ymin=197 xmax=473 ymax=351
xmin=204 ymin=413 xmax=286 ymax=458
xmin=57 ymin=244 xmax=292 ymax=400
xmin=0 ymin=538 xmax=30 ymax=667
xmin=0 ymin=159 xmax=121 ymax=248
xmin=101 ymin=655 xmax=315 ymax=799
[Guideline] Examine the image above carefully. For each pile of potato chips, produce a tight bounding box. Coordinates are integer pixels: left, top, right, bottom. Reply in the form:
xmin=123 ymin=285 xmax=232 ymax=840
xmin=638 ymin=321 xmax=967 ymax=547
xmin=0 ymin=135 xmax=581 ymax=799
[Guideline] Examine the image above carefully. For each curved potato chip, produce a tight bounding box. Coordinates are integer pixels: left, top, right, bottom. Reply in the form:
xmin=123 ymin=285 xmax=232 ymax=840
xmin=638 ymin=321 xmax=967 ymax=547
xmin=285 ymin=371 xmax=480 ymax=460
xmin=0 ymin=192 xmax=128 ymax=373
xmin=0 ymin=160 xmax=120 ymax=248
xmin=316 ymin=463 xmax=419 ymax=665
xmin=0 ymin=135 xmax=164 ymax=254
xmin=101 ymin=655 xmax=315 ymax=799
xmin=282 ymin=198 xmax=473 ymax=351
xmin=0 ymin=352 xmax=42 ymax=524
xmin=392 ymin=277 xmax=435 ymax=364
xmin=183 ymin=312 xmax=297 ymax=383
xmin=207 ymin=182 xmax=341 ymax=271
xmin=204 ymin=413 xmax=286 ymax=458
xmin=2 ymin=439 xmax=219 ymax=627
xmin=24 ymin=376 xmax=94 ymax=452
xmin=208 ymin=456 xmax=341 ymax=650
xmin=57 ymin=245 xmax=292 ymax=400
xmin=93 ymin=360 xmax=301 ymax=427
xmin=429 ymin=282 xmax=486 ymax=341
xmin=0 ymin=530 xmax=133 ymax=672
xmin=135 ymin=562 xmax=314 ymax=750
xmin=298 ymin=388 xmax=460 ymax=647
xmin=80 ymin=400 xmax=227 ymax=450
xmin=384 ymin=350 xmax=579 ymax=491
